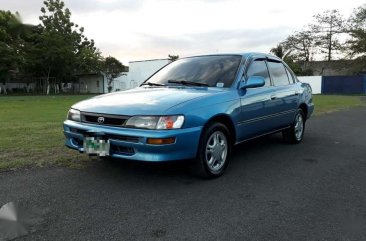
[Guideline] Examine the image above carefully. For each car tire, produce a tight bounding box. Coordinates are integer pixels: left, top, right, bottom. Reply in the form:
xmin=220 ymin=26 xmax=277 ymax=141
xmin=193 ymin=122 xmax=231 ymax=178
xmin=282 ymin=109 xmax=305 ymax=144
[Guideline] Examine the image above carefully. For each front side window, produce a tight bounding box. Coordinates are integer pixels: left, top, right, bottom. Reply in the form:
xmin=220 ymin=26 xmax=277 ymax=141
xmin=267 ymin=60 xmax=290 ymax=86
xmin=246 ymin=59 xmax=271 ymax=86
xmin=145 ymin=55 xmax=242 ymax=87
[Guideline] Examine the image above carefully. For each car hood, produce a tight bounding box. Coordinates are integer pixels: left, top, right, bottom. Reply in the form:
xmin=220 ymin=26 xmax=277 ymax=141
xmin=72 ymin=87 xmax=226 ymax=115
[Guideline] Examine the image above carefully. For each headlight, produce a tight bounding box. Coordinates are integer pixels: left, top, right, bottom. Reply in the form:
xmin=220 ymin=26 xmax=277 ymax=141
xmin=125 ymin=115 xmax=184 ymax=129
xmin=156 ymin=116 xmax=184 ymax=129
xmin=67 ymin=109 xmax=81 ymax=122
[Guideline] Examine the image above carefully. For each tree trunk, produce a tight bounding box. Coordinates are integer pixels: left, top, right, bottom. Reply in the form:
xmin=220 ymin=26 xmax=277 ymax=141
xmin=44 ymin=66 xmax=52 ymax=94
xmin=328 ymin=18 xmax=333 ymax=61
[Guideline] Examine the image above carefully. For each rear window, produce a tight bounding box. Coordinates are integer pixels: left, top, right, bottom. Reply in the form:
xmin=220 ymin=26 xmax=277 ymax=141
xmin=267 ymin=61 xmax=290 ymax=86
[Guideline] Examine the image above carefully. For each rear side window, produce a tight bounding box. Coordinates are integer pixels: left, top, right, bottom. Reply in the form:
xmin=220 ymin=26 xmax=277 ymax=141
xmin=246 ymin=59 xmax=271 ymax=86
xmin=267 ymin=61 xmax=290 ymax=86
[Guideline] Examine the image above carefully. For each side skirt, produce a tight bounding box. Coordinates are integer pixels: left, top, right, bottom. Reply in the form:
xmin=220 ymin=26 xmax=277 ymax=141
xmin=234 ymin=126 xmax=291 ymax=146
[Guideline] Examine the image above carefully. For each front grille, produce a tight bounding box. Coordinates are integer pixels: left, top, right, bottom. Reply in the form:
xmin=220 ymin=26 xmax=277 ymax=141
xmin=81 ymin=112 xmax=130 ymax=127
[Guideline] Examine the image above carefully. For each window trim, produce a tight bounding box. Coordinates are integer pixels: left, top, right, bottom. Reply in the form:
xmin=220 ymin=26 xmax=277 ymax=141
xmin=284 ymin=66 xmax=294 ymax=84
xmin=283 ymin=63 xmax=298 ymax=83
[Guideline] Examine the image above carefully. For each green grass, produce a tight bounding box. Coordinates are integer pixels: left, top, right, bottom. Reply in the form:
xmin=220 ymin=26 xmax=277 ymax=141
xmin=0 ymin=95 xmax=95 ymax=171
xmin=0 ymin=94 xmax=365 ymax=171
xmin=312 ymin=95 xmax=365 ymax=115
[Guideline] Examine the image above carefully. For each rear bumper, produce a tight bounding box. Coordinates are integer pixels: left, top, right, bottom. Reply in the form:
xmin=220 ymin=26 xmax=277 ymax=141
xmin=63 ymin=120 xmax=202 ymax=162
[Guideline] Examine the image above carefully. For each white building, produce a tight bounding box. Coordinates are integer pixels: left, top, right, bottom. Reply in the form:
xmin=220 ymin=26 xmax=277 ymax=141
xmin=108 ymin=72 xmax=128 ymax=91
xmin=77 ymin=73 xmax=106 ymax=93
xmin=113 ymin=58 xmax=171 ymax=91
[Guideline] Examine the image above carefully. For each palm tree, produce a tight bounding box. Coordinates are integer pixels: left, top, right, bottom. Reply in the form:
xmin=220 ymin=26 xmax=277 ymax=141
xmin=270 ymin=44 xmax=292 ymax=59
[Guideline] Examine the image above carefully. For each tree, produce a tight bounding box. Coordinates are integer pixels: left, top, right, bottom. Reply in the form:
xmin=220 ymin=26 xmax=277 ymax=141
xmin=270 ymin=39 xmax=315 ymax=75
xmin=311 ymin=10 xmax=345 ymax=61
xmin=284 ymin=57 xmax=304 ymax=75
xmin=34 ymin=0 xmax=101 ymax=93
xmin=282 ymin=30 xmax=315 ymax=62
xmin=270 ymin=43 xmax=292 ymax=59
xmin=102 ymin=56 xmax=126 ymax=92
xmin=168 ymin=54 xmax=179 ymax=61
xmin=347 ymin=5 xmax=366 ymax=57
xmin=0 ymin=11 xmax=23 ymax=94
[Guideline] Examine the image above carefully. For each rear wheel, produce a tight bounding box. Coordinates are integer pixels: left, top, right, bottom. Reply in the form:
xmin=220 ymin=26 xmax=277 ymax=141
xmin=282 ymin=109 xmax=305 ymax=144
xmin=193 ymin=122 xmax=231 ymax=178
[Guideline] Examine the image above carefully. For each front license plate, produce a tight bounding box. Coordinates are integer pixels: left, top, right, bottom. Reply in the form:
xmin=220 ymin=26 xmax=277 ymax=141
xmin=83 ymin=137 xmax=110 ymax=156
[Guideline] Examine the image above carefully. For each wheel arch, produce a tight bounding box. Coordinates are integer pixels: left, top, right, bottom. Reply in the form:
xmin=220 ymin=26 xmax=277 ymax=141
xmin=299 ymin=103 xmax=308 ymax=120
xmin=202 ymin=114 xmax=237 ymax=145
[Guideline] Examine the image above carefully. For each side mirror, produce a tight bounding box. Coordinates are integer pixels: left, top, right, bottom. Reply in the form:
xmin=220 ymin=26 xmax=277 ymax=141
xmin=240 ymin=76 xmax=265 ymax=89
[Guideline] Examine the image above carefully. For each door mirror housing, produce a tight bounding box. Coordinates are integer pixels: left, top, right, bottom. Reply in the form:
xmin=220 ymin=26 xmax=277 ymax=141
xmin=240 ymin=76 xmax=266 ymax=89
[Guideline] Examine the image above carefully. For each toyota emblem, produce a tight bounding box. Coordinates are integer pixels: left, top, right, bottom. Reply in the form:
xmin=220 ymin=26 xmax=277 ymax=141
xmin=97 ymin=116 xmax=105 ymax=124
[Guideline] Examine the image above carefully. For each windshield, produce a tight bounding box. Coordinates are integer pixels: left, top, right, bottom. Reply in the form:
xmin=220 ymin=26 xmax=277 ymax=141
xmin=144 ymin=55 xmax=242 ymax=88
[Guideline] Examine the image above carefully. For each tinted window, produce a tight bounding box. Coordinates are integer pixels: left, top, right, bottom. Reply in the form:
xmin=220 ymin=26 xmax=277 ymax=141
xmin=267 ymin=61 xmax=290 ymax=86
xmin=146 ymin=55 xmax=242 ymax=87
xmin=246 ymin=59 xmax=271 ymax=86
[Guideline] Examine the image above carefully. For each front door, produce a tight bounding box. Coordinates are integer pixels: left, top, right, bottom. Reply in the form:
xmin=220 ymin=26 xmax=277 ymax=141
xmin=237 ymin=58 xmax=275 ymax=141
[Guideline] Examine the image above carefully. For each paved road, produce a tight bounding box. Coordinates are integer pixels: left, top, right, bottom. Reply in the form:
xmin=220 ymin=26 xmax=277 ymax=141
xmin=1 ymin=107 xmax=366 ymax=241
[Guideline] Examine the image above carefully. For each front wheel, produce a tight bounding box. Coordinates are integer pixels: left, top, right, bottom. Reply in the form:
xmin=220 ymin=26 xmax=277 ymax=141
xmin=282 ymin=109 xmax=305 ymax=144
xmin=193 ymin=122 xmax=231 ymax=178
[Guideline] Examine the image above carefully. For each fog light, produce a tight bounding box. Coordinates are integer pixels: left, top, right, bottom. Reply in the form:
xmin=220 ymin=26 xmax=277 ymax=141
xmin=147 ymin=137 xmax=176 ymax=145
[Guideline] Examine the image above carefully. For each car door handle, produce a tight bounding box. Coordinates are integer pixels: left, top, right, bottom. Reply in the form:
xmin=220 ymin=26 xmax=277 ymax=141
xmin=270 ymin=95 xmax=277 ymax=100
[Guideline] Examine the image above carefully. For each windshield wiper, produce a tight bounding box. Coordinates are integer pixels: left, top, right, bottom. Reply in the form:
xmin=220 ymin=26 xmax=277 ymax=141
xmin=167 ymin=80 xmax=209 ymax=87
xmin=141 ymin=82 xmax=166 ymax=87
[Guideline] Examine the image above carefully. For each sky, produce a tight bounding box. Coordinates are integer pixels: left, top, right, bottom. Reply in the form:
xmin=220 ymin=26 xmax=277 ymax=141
xmin=1 ymin=0 xmax=365 ymax=64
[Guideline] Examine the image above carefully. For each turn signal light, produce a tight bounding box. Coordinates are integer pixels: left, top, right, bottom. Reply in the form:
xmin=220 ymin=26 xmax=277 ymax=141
xmin=147 ymin=137 xmax=176 ymax=145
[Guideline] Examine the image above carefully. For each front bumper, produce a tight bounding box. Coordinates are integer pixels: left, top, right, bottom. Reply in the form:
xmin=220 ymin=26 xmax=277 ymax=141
xmin=63 ymin=120 xmax=202 ymax=162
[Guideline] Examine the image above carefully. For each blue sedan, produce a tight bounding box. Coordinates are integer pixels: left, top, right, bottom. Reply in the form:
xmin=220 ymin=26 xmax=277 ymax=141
xmin=63 ymin=52 xmax=314 ymax=177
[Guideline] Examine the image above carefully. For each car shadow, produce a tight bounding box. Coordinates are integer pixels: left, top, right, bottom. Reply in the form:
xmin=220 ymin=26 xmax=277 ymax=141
xmin=89 ymin=133 xmax=286 ymax=181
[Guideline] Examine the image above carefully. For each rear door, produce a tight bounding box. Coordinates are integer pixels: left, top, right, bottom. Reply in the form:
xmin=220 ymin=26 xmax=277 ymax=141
xmin=266 ymin=59 xmax=299 ymax=128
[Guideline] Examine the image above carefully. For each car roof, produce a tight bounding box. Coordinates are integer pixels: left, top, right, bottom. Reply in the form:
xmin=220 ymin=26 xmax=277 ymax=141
xmin=181 ymin=52 xmax=282 ymax=61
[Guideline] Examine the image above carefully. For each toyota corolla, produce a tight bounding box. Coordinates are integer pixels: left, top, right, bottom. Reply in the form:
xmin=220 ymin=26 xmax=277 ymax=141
xmin=63 ymin=53 xmax=314 ymax=177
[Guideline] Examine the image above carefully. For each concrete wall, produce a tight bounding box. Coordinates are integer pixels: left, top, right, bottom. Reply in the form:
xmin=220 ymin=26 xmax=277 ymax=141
xmin=298 ymin=60 xmax=366 ymax=76
xmin=298 ymin=76 xmax=322 ymax=94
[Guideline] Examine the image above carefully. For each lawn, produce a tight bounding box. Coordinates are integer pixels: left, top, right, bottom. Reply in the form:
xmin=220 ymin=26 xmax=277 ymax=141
xmin=0 ymin=94 xmax=365 ymax=171
xmin=312 ymin=95 xmax=365 ymax=115
xmin=0 ymin=95 xmax=94 ymax=171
